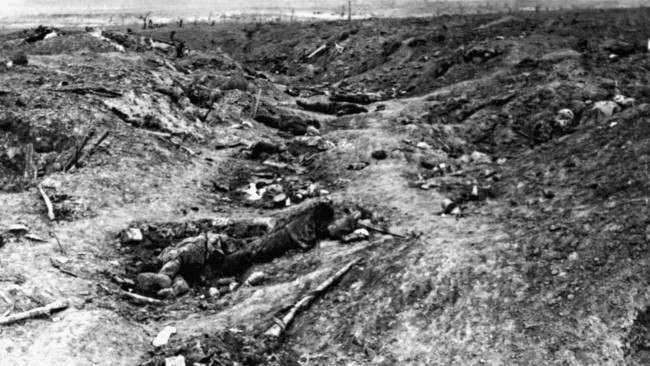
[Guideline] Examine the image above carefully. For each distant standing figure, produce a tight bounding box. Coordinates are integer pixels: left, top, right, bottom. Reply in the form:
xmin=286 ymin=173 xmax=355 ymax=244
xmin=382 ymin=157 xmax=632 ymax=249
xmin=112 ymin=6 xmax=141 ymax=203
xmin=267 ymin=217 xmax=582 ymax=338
xmin=170 ymin=31 xmax=176 ymax=42
xmin=176 ymin=41 xmax=185 ymax=58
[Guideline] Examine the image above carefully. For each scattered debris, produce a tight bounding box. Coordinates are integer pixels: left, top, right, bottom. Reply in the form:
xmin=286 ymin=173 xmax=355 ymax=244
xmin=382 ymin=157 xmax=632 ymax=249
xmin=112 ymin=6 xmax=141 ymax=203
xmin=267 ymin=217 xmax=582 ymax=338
xmin=164 ymin=355 xmax=186 ymax=366
xmin=341 ymin=228 xmax=370 ymax=243
xmin=153 ymin=326 xmax=177 ymax=347
xmin=8 ymin=224 xmax=29 ymax=234
xmin=244 ymin=271 xmax=265 ymax=286
xmin=121 ymin=290 xmax=164 ymax=306
xmin=121 ymin=228 xmax=144 ymax=244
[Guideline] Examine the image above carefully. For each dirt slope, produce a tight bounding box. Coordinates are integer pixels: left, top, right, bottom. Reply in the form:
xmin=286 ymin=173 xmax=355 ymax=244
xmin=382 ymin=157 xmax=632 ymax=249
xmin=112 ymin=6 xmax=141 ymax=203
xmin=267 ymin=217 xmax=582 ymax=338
xmin=0 ymin=8 xmax=648 ymax=366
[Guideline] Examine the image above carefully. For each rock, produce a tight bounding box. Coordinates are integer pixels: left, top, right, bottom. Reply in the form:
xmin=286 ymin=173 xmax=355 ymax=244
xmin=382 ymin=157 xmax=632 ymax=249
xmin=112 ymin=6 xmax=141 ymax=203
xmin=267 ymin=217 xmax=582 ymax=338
xmin=228 ymin=281 xmax=239 ymax=292
xmin=208 ymin=287 xmax=220 ymax=297
xmin=470 ymin=151 xmax=491 ymax=164
xmin=342 ymin=228 xmax=370 ymax=243
xmin=272 ymin=193 xmax=288 ymax=207
xmin=555 ymin=109 xmax=574 ymax=128
xmin=244 ymin=271 xmax=265 ymax=286
xmin=121 ymin=228 xmax=143 ymax=243
xmin=450 ymin=206 xmax=462 ymax=216
xmin=165 ymin=355 xmax=186 ymax=366
xmin=157 ymin=276 xmax=190 ymax=298
xmin=591 ymin=101 xmax=620 ymax=118
xmin=8 ymin=224 xmax=28 ymax=233
xmin=306 ymin=126 xmax=320 ymax=136
xmin=152 ymin=326 xmax=177 ymax=347
xmin=470 ymin=185 xmax=479 ymax=200
xmin=250 ymin=141 xmax=283 ymax=159
xmin=416 ymin=141 xmax=432 ymax=150
xmin=613 ymin=94 xmax=635 ymax=107
xmin=137 ymin=272 xmax=172 ymax=292
xmin=441 ymin=198 xmax=456 ymax=214
xmin=371 ymin=150 xmax=388 ymax=160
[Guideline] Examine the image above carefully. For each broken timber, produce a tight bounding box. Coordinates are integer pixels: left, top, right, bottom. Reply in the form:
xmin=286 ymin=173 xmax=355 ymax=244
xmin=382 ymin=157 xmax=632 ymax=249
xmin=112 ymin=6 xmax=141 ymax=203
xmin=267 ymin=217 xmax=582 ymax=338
xmin=0 ymin=299 xmax=68 ymax=325
xmin=37 ymin=184 xmax=55 ymax=221
xmin=264 ymin=258 xmax=360 ymax=338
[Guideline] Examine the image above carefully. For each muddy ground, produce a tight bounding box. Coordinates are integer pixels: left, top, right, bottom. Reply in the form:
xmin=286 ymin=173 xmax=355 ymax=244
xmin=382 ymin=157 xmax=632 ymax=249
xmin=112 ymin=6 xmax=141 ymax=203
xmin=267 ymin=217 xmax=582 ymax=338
xmin=0 ymin=8 xmax=648 ymax=366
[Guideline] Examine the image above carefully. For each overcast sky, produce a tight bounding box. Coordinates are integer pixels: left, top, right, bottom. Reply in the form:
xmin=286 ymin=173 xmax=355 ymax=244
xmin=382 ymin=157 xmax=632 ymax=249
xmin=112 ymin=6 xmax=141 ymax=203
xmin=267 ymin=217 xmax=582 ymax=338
xmin=0 ymin=0 xmax=637 ymax=18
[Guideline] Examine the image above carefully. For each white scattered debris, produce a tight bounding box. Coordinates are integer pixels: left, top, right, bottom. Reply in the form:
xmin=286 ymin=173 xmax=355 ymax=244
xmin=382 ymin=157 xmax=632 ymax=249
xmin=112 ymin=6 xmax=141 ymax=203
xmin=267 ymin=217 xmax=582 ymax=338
xmin=43 ymin=31 xmax=58 ymax=40
xmin=164 ymin=355 xmax=185 ymax=366
xmin=470 ymin=151 xmax=491 ymax=164
xmin=153 ymin=326 xmax=177 ymax=347
xmin=243 ymin=182 xmax=263 ymax=201
xmin=471 ymin=185 xmax=479 ymax=199
xmin=592 ymin=101 xmax=620 ymax=118
xmin=8 ymin=224 xmax=28 ymax=233
xmin=306 ymin=126 xmax=320 ymax=136
xmin=244 ymin=271 xmax=265 ymax=286
xmin=208 ymin=287 xmax=220 ymax=297
xmin=122 ymin=228 xmax=143 ymax=243
xmin=555 ymin=108 xmax=574 ymax=128
xmin=228 ymin=282 xmax=239 ymax=292
xmin=613 ymin=94 xmax=635 ymax=107
xmin=342 ymin=228 xmax=370 ymax=243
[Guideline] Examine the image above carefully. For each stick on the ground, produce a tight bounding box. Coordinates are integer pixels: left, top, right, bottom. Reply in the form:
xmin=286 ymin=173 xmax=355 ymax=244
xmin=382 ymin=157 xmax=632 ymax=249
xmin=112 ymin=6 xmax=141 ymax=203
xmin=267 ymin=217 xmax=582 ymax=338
xmin=50 ymin=232 xmax=66 ymax=255
xmin=82 ymin=130 xmax=110 ymax=162
xmin=24 ymin=143 xmax=34 ymax=179
xmin=37 ymin=184 xmax=55 ymax=221
xmin=121 ymin=290 xmax=164 ymax=305
xmin=252 ymin=88 xmax=262 ymax=118
xmin=50 ymin=258 xmax=78 ymax=278
xmin=64 ymin=128 xmax=96 ymax=172
xmin=0 ymin=299 xmax=68 ymax=326
xmin=264 ymin=258 xmax=361 ymax=338
xmin=357 ymin=222 xmax=407 ymax=239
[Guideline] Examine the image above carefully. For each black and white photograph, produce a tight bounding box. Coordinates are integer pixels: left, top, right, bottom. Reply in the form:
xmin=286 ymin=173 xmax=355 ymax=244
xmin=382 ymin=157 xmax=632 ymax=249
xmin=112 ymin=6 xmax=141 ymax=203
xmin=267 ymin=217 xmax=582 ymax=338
xmin=0 ymin=0 xmax=648 ymax=365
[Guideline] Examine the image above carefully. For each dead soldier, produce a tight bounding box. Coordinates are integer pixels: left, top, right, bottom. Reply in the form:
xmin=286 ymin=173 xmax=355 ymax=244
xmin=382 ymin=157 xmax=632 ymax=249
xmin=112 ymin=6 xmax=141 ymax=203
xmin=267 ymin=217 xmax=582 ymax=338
xmin=136 ymin=202 xmax=337 ymax=298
